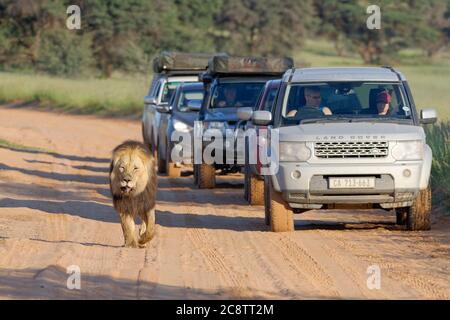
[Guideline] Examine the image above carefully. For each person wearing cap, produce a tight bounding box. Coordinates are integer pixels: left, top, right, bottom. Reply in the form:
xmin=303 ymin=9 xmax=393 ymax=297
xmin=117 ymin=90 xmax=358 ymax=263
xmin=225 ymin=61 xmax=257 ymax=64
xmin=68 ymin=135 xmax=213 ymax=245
xmin=287 ymin=86 xmax=332 ymax=117
xmin=376 ymin=91 xmax=392 ymax=115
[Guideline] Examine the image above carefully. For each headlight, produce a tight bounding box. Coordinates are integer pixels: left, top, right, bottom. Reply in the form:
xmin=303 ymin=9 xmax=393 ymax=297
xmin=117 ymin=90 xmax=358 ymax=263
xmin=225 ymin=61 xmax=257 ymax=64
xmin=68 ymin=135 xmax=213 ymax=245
xmin=173 ymin=119 xmax=191 ymax=133
xmin=279 ymin=142 xmax=311 ymax=162
xmin=392 ymin=140 xmax=424 ymax=160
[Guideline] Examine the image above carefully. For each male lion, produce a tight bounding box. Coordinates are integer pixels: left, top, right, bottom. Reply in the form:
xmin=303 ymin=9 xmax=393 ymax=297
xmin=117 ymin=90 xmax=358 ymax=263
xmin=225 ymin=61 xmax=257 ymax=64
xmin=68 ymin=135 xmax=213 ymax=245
xmin=109 ymin=140 xmax=157 ymax=248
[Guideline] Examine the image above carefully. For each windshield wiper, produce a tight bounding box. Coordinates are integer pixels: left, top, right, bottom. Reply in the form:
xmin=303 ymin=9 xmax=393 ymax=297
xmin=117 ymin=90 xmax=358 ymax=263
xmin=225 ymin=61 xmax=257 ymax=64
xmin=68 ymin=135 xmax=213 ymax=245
xmin=299 ymin=115 xmax=412 ymax=124
xmin=300 ymin=116 xmax=355 ymax=124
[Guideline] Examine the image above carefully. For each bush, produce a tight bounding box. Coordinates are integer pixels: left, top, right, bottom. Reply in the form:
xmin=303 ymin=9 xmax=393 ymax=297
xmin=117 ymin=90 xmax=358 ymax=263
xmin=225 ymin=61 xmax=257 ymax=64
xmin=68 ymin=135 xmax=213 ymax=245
xmin=425 ymin=122 xmax=450 ymax=212
xmin=36 ymin=30 xmax=93 ymax=77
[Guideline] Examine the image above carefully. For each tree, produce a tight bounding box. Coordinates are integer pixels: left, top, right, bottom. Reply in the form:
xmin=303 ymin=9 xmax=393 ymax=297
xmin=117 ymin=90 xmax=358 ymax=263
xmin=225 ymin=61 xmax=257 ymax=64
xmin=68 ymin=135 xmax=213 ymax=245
xmin=214 ymin=0 xmax=313 ymax=57
xmin=0 ymin=0 xmax=66 ymax=68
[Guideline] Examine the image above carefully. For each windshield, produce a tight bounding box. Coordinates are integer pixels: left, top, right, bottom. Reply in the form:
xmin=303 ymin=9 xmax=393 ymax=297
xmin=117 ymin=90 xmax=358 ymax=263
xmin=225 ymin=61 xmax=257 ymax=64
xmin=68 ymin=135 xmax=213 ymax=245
xmin=210 ymin=82 xmax=265 ymax=108
xmin=161 ymin=81 xmax=196 ymax=103
xmin=281 ymin=82 xmax=413 ymax=126
xmin=177 ymin=89 xmax=204 ymax=112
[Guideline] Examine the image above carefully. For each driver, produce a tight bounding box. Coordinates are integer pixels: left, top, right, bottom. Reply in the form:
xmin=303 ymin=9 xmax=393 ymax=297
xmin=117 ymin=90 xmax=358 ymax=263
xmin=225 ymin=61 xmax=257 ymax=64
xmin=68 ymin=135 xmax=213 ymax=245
xmin=287 ymin=86 xmax=332 ymax=117
xmin=217 ymin=86 xmax=243 ymax=107
xmin=376 ymin=91 xmax=392 ymax=115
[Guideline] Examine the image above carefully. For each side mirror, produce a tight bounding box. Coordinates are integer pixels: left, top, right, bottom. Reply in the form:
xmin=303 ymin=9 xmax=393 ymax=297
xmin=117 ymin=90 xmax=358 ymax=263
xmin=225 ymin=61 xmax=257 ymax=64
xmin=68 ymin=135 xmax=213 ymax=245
xmin=156 ymin=103 xmax=170 ymax=113
xmin=252 ymin=110 xmax=272 ymax=126
xmin=144 ymin=95 xmax=157 ymax=105
xmin=237 ymin=107 xmax=253 ymax=121
xmin=187 ymin=100 xmax=202 ymax=112
xmin=420 ymin=108 xmax=437 ymax=124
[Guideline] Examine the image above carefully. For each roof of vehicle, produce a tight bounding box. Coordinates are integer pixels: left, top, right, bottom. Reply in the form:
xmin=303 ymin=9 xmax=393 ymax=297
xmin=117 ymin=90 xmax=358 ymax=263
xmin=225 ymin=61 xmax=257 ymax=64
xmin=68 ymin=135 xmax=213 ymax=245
xmin=284 ymin=67 xmax=406 ymax=83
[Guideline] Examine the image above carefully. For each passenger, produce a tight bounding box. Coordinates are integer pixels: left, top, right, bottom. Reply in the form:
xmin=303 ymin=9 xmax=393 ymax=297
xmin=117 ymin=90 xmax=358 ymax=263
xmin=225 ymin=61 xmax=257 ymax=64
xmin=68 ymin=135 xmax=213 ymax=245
xmin=287 ymin=86 xmax=332 ymax=117
xmin=217 ymin=87 xmax=243 ymax=107
xmin=376 ymin=91 xmax=392 ymax=115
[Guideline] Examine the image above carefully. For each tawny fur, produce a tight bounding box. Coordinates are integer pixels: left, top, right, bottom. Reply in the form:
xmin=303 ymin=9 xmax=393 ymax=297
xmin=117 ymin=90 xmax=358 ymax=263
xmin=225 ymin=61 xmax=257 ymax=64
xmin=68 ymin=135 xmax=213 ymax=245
xmin=109 ymin=140 xmax=157 ymax=248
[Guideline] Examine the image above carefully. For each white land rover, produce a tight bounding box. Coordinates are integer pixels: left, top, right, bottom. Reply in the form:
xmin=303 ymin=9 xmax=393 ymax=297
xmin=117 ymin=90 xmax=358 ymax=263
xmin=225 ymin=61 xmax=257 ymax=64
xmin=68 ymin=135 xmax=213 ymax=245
xmin=253 ymin=67 xmax=437 ymax=232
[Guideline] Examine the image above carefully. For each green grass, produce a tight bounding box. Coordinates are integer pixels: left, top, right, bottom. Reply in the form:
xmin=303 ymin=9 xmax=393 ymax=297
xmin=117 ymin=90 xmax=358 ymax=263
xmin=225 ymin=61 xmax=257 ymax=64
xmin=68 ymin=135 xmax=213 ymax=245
xmin=0 ymin=72 xmax=150 ymax=116
xmin=425 ymin=122 xmax=450 ymax=212
xmin=296 ymin=39 xmax=450 ymax=121
xmin=0 ymin=138 xmax=53 ymax=153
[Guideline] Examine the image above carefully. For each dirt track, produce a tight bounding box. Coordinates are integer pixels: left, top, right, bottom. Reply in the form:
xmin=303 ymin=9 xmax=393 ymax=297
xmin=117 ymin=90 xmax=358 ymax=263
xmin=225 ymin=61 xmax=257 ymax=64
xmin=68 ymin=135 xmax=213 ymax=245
xmin=0 ymin=104 xmax=449 ymax=299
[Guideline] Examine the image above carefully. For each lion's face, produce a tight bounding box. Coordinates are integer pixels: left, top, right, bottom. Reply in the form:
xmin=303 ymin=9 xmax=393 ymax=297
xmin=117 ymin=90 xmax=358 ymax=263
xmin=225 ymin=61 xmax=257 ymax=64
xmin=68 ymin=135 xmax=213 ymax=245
xmin=111 ymin=150 xmax=149 ymax=197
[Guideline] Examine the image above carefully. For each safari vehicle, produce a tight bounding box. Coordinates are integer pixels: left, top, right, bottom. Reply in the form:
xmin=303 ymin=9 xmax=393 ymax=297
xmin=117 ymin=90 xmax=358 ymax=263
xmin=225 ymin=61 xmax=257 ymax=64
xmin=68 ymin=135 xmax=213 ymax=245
xmin=242 ymin=79 xmax=282 ymax=205
xmin=257 ymin=67 xmax=437 ymax=232
xmin=194 ymin=55 xmax=294 ymax=189
xmin=142 ymin=52 xmax=213 ymax=155
xmin=156 ymin=82 xmax=204 ymax=177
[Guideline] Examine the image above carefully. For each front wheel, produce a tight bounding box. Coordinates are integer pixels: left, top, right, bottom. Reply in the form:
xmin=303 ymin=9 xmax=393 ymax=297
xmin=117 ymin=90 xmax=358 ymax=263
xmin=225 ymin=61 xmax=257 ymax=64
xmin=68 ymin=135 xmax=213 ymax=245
xmin=197 ymin=163 xmax=215 ymax=189
xmin=157 ymin=143 xmax=166 ymax=174
xmin=267 ymin=178 xmax=294 ymax=232
xmin=405 ymin=187 xmax=432 ymax=231
xmin=166 ymin=141 xmax=181 ymax=178
xmin=249 ymin=173 xmax=264 ymax=205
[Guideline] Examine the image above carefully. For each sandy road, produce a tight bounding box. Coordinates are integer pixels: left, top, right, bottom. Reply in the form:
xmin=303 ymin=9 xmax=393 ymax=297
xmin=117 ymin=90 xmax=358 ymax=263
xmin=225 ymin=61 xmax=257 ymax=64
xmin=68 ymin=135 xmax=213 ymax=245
xmin=0 ymin=104 xmax=449 ymax=299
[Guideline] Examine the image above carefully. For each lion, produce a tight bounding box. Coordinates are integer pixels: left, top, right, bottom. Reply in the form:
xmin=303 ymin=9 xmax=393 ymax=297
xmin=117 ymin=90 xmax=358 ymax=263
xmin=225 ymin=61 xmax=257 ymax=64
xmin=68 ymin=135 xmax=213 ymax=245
xmin=109 ymin=140 xmax=157 ymax=248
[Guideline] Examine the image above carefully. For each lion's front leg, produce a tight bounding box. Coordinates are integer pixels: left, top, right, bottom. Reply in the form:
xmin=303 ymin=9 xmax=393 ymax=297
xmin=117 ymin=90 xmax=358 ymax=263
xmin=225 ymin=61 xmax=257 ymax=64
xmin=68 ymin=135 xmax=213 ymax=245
xmin=120 ymin=213 xmax=138 ymax=248
xmin=138 ymin=207 xmax=155 ymax=247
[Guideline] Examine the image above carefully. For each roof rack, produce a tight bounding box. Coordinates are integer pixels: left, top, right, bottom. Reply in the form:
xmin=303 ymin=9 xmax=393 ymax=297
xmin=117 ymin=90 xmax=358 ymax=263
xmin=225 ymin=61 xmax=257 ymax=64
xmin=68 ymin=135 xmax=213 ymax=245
xmin=153 ymin=52 xmax=216 ymax=73
xmin=208 ymin=55 xmax=294 ymax=75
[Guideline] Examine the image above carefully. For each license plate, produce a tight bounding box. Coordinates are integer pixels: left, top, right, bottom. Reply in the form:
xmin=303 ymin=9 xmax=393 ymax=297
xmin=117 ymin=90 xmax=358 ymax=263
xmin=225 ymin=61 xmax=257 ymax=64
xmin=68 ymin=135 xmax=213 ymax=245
xmin=329 ymin=177 xmax=375 ymax=189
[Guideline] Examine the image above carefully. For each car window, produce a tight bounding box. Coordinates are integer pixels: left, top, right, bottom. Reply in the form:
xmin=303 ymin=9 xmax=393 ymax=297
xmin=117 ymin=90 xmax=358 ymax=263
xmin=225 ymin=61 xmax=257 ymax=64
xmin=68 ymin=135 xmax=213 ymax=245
xmin=210 ymin=82 xmax=265 ymax=108
xmin=150 ymin=81 xmax=161 ymax=99
xmin=263 ymin=87 xmax=278 ymax=112
xmin=177 ymin=90 xmax=204 ymax=112
xmin=161 ymin=82 xmax=181 ymax=103
xmin=281 ymin=82 xmax=412 ymax=126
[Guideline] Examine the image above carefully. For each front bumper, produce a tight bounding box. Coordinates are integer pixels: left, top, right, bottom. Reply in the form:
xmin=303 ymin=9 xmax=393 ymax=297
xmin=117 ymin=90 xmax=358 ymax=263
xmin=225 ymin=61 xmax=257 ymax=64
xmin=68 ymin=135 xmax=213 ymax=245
xmin=272 ymin=161 xmax=426 ymax=209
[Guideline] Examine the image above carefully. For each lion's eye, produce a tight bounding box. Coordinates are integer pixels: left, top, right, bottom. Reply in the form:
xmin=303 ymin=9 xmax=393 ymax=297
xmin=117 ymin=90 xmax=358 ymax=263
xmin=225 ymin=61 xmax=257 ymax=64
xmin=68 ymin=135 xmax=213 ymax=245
xmin=134 ymin=167 xmax=139 ymax=171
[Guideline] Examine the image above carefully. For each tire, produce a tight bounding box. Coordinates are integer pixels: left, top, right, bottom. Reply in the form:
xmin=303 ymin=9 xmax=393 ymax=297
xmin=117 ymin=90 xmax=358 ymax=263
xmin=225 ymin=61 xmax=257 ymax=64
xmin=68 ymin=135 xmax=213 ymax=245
xmin=198 ymin=163 xmax=215 ymax=189
xmin=193 ymin=164 xmax=199 ymax=185
xmin=249 ymin=173 xmax=264 ymax=205
xmin=396 ymin=208 xmax=407 ymax=225
xmin=263 ymin=176 xmax=271 ymax=225
xmin=243 ymin=138 xmax=250 ymax=202
xmin=142 ymin=123 xmax=148 ymax=145
xmin=157 ymin=144 xmax=166 ymax=174
xmin=244 ymin=163 xmax=250 ymax=202
xmin=268 ymin=179 xmax=294 ymax=232
xmin=166 ymin=141 xmax=181 ymax=178
xmin=406 ymin=186 xmax=432 ymax=231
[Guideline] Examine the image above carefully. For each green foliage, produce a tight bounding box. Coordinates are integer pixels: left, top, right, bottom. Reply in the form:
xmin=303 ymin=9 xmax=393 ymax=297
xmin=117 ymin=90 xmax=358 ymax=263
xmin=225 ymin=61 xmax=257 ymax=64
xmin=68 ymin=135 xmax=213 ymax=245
xmin=425 ymin=122 xmax=450 ymax=211
xmin=313 ymin=0 xmax=450 ymax=64
xmin=214 ymin=0 xmax=313 ymax=56
xmin=0 ymin=0 xmax=449 ymax=75
xmin=36 ymin=30 xmax=93 ymax=76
